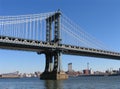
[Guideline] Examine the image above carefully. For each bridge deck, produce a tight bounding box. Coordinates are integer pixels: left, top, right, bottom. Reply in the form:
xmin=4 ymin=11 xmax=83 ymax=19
xmin=0 ymin=36 xmax=120 ymax=60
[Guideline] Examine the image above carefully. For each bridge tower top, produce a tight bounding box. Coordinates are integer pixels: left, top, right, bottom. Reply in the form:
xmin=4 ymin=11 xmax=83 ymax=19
xmin=46 ymin=10 xmax=61 ymax=44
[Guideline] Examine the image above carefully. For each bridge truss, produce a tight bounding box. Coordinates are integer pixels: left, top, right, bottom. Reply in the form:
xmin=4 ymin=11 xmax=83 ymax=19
xmin=0 ymin=10 xmax=120 ymax=79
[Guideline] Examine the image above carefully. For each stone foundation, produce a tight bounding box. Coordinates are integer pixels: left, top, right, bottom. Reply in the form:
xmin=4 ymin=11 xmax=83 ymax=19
xmin=40 ymin=72 xmax=68 ymax=80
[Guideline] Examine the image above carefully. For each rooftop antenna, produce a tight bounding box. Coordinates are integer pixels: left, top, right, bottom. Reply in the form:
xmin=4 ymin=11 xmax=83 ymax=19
xmin=87 ymin=62 xmax=89 ymax=70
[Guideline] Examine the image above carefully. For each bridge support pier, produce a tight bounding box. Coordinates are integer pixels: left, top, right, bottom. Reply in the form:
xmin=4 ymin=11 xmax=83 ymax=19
xmin=40 ymin=52 xmax=68 ymax=80
xmin=40 ymin=10 xmax=68 ymax=80
xmin=40 ymin=72 xmax=68 ymax=80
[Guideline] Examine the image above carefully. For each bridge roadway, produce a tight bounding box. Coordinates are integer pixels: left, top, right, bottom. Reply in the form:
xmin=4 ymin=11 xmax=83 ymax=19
xmin=0 ymin=36 xmax=120 ymax=60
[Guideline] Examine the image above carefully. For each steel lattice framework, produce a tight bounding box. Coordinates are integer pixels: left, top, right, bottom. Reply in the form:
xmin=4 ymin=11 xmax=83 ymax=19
xmin=0 ymin=10 xmax=120 ymax=80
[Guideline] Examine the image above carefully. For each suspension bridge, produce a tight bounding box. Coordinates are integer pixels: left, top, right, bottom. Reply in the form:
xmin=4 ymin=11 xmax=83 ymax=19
xmin=0 ymin=10 xmax=120 ymax=80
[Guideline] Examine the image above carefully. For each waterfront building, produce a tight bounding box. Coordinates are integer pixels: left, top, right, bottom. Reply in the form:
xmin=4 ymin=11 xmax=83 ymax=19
xmin=0 ymin=75 xmax=2 ymax=78
xmin=1 ymin=74 xmax=19 ymax=78
xmin=68 ymin=63 xmax=72 ymax=72
xmin=119 ymin=68 xmax=120 ymax=74
xmin=83 ymin=69 xmax=91 ymax=75
xmin=35 ymin=72 xmax=41 ymax=77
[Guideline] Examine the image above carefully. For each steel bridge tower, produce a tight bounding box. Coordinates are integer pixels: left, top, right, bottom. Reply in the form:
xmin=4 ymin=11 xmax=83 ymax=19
xmin=40 ymin=10 xmax=68 ymax=80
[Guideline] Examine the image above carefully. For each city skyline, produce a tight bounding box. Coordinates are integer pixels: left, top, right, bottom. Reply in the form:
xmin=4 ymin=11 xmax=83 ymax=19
xmin=0 ymin=0 xmax=120 ymax=73
xmin=0 ymin=62 xmax=120 ymax=74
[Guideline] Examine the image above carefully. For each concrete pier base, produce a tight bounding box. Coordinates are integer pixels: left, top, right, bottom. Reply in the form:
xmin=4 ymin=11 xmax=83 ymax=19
xmin=40 ymin=72 xmax=68 ymax=80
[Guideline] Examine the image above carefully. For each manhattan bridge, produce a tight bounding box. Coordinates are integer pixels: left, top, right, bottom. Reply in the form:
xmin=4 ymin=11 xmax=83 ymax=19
xmin=0 ymin=10 xmax=120 ymax=80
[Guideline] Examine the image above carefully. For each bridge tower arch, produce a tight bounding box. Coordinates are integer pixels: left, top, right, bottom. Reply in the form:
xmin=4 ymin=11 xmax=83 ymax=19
xmin=40 ymin=10 xmax=68 ymax=80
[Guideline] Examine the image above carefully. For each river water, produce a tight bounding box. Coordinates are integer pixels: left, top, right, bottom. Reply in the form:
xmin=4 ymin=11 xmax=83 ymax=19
xmin=0 ymin=76 xmax=120 ymax=89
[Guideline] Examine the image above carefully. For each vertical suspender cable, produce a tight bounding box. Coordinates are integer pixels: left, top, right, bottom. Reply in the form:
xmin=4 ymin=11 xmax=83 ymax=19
xmin=40 ymin=19 xmax=42 ymax=41
xmin=25 ymin=17 xmax=27 ymax=39
xmin=29 ymin=16 xmax=32 ymax=40
xmin=36 ymin=18 xmax=38 ymax=41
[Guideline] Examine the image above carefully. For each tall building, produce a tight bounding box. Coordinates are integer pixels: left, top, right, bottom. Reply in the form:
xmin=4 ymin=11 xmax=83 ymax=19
xmin=83 ymin=69 xmax=91 ymax=75
xmin=119 ymin=68 xmax=120 ymax=74
xmin=68 ymin=63 xmax=72 ymax=72
xmin=83 ymin=62 xmax=91 ymax=75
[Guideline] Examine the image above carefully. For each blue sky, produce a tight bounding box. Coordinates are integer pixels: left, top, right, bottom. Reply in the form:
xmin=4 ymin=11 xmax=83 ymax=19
xmin=0 ymin=0 xmax=120 ymax=73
